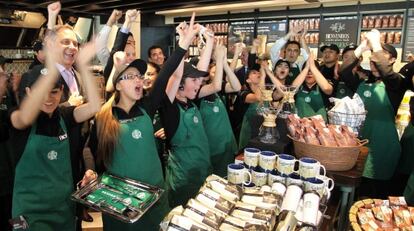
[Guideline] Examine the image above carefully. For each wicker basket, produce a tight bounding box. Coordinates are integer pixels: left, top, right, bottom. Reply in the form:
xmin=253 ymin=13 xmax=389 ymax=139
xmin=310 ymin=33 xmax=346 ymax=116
xmin=288 ymin=135 xmax=369 ymax=171
xmin=349 ymin=199 xmax=376 ymax=231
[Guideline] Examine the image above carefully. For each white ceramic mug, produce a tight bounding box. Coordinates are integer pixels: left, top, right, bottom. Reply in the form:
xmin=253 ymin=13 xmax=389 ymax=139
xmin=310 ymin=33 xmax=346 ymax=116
xmin=303 ymin=192 xmax=320 ymax=226
xmin=268 ymin=169 xmax=286 ymax=185
xmin=281 ymin=184 xmax=303 ymax=212
xmin=271 ymin=182 xmax=287 ymax=196
xmin=304 ymin=177 xmax=328 ymax=198
xmin=251 ymin=167 xmax=268 ymax=187
xmin=259 ymin=151 xmax=277 ymax=172
xmin=286 ymin=172 xmax=303 ymax=187
xmin=276 ymin=154 xmax=298 ymax=175
xmin=298 ymin=157 xmax=326 ymax=179
xmin=244 ymin=148 xmax=261 ymax=169
xmin=319 ymin=175 xmax=335 ymax=192
xmin=227 ymin=163 xmax=252 ymax=185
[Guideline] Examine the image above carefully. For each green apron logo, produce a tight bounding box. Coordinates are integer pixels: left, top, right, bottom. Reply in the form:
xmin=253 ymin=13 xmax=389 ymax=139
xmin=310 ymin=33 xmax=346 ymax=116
xmin=193 ymin=116 xmax=199 ymax=124
xmin=213 ymin=106 xmax=219 ymax=113
xmin=131 ymin=129 xmax=142 ymax=139
xmin=363 ymin=90 xmax=372 ymax=98
xmin=305 ymin=96 xmax=311 ymax=103
xmin=339 ymin=88 xmax=345 ymax=94
xmin=47 ymin=150 xmax=58 ymax=160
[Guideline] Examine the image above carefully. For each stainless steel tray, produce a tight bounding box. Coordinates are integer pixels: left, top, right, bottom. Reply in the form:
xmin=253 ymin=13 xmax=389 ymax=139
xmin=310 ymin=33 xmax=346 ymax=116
xmin=71 ymin=173 xmax=164 ymax=223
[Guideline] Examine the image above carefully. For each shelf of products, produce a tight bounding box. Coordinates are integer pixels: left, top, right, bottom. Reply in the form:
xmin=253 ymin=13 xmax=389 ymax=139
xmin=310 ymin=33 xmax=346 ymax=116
xmin=289 ymin=18 xmax=320 ymax=47
xmin=360 ymin=13 xmax=404 ymax=46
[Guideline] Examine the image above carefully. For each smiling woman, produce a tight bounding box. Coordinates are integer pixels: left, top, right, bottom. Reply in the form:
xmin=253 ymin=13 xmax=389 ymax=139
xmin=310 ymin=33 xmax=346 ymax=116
xmin=9 ymin=35 xmax=101 ymax=231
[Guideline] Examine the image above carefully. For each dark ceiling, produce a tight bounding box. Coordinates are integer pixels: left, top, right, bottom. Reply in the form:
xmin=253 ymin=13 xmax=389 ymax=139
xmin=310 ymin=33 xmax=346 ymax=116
xmin=0 ymin=0 xmax=254 ymax=16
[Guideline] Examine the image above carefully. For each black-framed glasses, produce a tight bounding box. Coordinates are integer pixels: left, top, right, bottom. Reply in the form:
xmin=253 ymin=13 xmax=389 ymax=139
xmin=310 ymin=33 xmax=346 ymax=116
xmin=119 ymin=73 xmax=144 ymax=81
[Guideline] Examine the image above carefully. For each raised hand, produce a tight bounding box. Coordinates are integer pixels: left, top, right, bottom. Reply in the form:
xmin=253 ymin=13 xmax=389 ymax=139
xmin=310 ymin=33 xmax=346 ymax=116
xmin=234 ymin=42 xmax=246 ymax=57
xmin=47 ymin=1 xmax=61 ymax=18
xmin=177 ymin=12 xmax=201 ymax=49
xmin=113 ymin=51 xmax=127 ymax=72
xmin=107 ymin=9 xmax=122 ymax=26
xmin=214 ymin=44 xmax=226 ymax=60
xmin=125 ymin=9 xmax=138 ymax=23
xmin=76 ymin=39 xmax=97 ymax=67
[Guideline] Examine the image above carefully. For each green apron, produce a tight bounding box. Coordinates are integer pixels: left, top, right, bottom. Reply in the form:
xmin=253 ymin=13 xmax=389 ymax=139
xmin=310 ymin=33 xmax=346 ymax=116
xmin=335 ymin=81 xmax=354 ymax=99
xmin=398 ymin=124 xmax=414 ymax=174
xmin=166 ymin=103 xmax=211 ymax=207
xmin=357 ymin=81 xmax=401 ymax=180
xmin=12 ymin=118 xmax=75 ymax=231
xmin=295 ymin=85 xmax=328 ymax=121
xmin=200 ymin=94 xmax=238 ymax=177
xmin=404 ymin=170 xmax=414 ymax=205
xmin=103 ymin=107 xmax=169 ymax=231
xmin=238 ymin=102 xmax=258 ymax=150
xmin=286 ymin=65 xmax=300 ymax=85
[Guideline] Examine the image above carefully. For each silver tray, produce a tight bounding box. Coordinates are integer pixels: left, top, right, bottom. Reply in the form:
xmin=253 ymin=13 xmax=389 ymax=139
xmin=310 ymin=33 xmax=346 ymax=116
xmin=71 ymin=173 xmax=164 ymax=223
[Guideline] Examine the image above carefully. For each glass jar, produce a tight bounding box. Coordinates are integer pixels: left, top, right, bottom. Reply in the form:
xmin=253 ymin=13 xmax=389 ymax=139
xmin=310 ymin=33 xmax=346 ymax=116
xmin=374 ymin=16 xmax=382 ymax=28
xmin=396 ymin=14 xmax=403 ymax=28
xmin=362 ymin=16 xmax=369 ymax=28
xmin=394 ymin=32 xmax=401 ymax=44
xmin=386 ymin=31 xmax=395 ymax=44
xmin=368 ymin=16 xmax=375 ymax=28
xmin=389 ymin=15 xmax=397 ymax=28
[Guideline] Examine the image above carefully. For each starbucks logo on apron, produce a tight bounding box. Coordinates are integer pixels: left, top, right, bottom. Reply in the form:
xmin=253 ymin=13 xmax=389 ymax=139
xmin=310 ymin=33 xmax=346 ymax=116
xmin=47 ymin=150 xmax=58 ymax=160
xmin=193 ymin=116 xmax=199 ymax=124
xmin=213 ymin=106 xmax=219 ymax=113
xmin=363 ymin=90 xmax=372 ymax=98
xmin=339 ymin=88 xmax=345 ymax=94
xmin=305 ymin=96 xmax=311 ymax=103
xmin=131 ymin=129 xmax=142 ymax=139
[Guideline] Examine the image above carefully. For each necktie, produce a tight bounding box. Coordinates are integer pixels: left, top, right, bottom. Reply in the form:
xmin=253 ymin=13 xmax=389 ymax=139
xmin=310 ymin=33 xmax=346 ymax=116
xmin=65 ymin=69 xmax=78 ymax=94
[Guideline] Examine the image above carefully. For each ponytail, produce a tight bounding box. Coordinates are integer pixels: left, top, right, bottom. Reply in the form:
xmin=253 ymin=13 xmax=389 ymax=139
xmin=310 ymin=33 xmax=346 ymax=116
xmin=96 ymin=92 xmax=120 ymax=168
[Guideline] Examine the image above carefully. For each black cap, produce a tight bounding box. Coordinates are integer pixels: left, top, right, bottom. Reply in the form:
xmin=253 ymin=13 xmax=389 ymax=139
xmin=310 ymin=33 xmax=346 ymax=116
xmin=320 ymin=44 xmax=340 ymax=53
xmin=382 ymin=43 xmax=397 ymax=58
xmin=274 ymin=59 xmax=291 ymax=71
xmin=113 ymin=59 xmax=147 ymax=86
xmin=0 ymin=55 xmax=12 ymax=65
xmin=342 ymin=43 xmax=357 ymax=55
xmin=33 ymin=40 xmax=43 ymax=52
xmin=182 ymin=62 xmax=208 ymax=78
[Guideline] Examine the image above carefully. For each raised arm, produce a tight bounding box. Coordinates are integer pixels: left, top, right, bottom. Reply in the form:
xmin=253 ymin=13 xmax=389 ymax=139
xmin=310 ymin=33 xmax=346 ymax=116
xmin=308 ymin=54 xmax=333 ymax=95
xmin=165 ymin=13 xmax=201 ymax=102
xmin=230 ymin=43 xmax=245 ymax=71
xmin=223 ymin=58 xmax=241 ymax=93
xmin=299 ymin=28 xmax=310 ymax=61
xmin=96 ymin=10 xmax=122 ymax=66
xmin=103 ymin=9 xmax=138 ymax=81
xmin=291 ymin=58 xmax=310 ymax=89
xmin=198 ymin=44 xmax=226 ymax=98
xmin=197 ymin=28 xmax=214 ymax=71
xmin=73 ymin=40 xmax=102 ymax=123
xmin=11 ymin=39 xmax=60 ymax=129
xmin=47 ymin=1 xmax=61 ymax=31
xmin=270 ymin=24 xmax=302 ymax=67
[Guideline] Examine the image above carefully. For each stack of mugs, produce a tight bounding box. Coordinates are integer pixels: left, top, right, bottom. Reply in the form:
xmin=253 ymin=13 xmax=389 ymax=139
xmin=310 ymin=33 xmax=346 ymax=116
xmin=227 ymin=147 xmax=334 ymax=227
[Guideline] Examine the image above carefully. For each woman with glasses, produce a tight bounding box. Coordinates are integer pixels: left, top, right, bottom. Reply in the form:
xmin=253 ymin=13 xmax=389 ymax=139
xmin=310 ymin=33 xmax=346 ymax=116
xmin=87 ymin=15 xmax=200 ymax=230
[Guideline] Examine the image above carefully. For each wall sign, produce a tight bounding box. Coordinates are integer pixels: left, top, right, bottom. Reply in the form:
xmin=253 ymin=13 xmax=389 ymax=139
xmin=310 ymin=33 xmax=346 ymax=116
xmin=319 ymin=16 xmax=359 ymax=54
